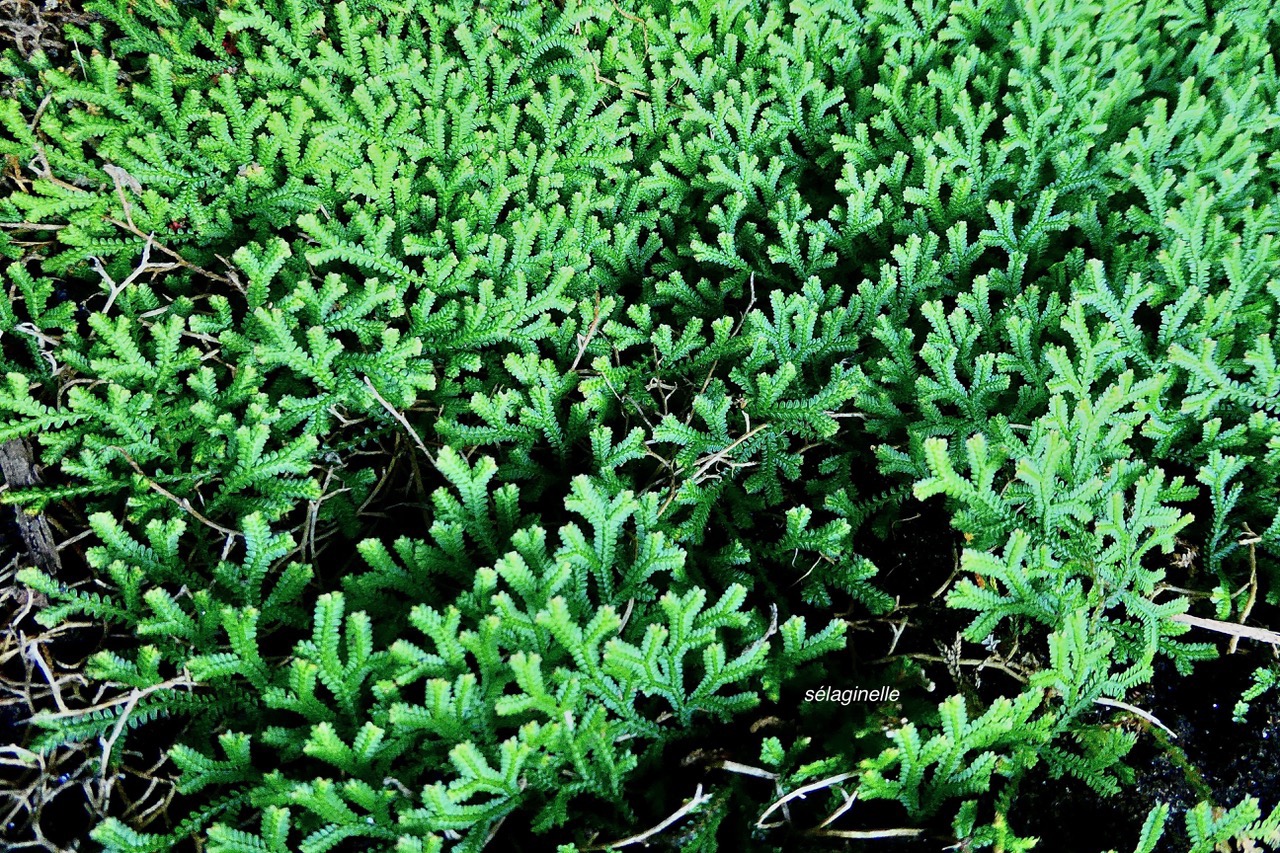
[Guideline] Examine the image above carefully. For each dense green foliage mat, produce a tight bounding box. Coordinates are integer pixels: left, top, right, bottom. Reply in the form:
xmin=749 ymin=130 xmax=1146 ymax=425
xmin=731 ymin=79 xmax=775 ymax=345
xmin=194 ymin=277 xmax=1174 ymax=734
xmin=2 ymin=0 xmax=1280 ymax=849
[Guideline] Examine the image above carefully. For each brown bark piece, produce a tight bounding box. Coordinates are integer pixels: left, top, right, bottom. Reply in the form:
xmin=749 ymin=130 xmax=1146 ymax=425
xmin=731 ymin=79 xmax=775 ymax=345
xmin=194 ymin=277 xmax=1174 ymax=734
xmin=0 ymin=437 xmax=62 ymax=575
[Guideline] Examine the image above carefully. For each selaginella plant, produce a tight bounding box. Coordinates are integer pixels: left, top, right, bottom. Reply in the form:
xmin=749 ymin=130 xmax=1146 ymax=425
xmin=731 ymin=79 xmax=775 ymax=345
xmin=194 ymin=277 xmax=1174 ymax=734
xmin=1 ymin=0 xmax=1278 ymax=849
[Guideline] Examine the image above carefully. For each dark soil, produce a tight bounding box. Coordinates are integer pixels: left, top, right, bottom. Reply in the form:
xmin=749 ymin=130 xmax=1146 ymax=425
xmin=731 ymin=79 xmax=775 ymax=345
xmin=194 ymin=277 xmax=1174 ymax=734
xmin=1017 ymin=649 xmax=1280 ymax=852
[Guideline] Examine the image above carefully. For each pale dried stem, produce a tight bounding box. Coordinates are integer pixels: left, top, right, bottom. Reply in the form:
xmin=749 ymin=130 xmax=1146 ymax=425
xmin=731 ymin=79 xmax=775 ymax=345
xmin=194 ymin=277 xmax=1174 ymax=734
xmin=587 ymin=785 xmax=712 ymax=849
xmin=757 ymin=771 xmax=857 ymax=827
xmin=806 ymin=827 xmax=923 ymax=839
xmin=1171 ymin=612 xmax=1280 ymax=646
xmin=1229 ymin=525 xmax=1261 ymax=655
xmin=363 ymin=376 xmax=435 ymax=464
xmin=1095 ymin=696 xmax=1176 ymax=738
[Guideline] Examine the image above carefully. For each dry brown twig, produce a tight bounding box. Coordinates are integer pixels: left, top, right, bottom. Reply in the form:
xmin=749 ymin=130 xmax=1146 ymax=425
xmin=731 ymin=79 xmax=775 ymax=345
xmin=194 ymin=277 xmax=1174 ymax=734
xmin=11 ymin=144 xmax=235 ymax=288
xmin=570 ymin=290 xmax=604 ymax=372
xmin=931 ymin=541 xmax=962 ymax=599
xmin=685 ymin=422 xmax=770 ymax=484
xmin=93 ymin=672 xmax=195 ymax=816
xmin=610 ymin=1 xmax=649 ymax=50
xmin=816 ymin=788 xmax=858 ymax=829
xmin=114 ymin=750 xmax=178 ymax=830
xmin=1 ymin=571 xmax=128 ymax=848
xmin=651 ymin=422 xmax=770 ymax=516
xmin=1229 ymin=524 xmax=1261 ymax=655
xmin=1170 ymin=612 xmax=1280 ymax=646
xmin=713 ymin=759 xmax=777 ymax=780
xmin=0 ymin=0 xmax=98 ymax=60
xmin=110 ymin=448 xmax=240 ymax=539
xmin=756 ymin=771 xmax=857 ymax=828
xmin=865 ymin=651 xmax=1031 ymax=684
xmin=89 ymin=234 xmax=182 ymax=315
xmin=590 ymin=62 xmax=648 ymax=98
xmin=1095 ymin=696 xmax=1176 ymax=738
xmin=23 ymin=637 xmax=72 ymax=714
xmin=363 ymin=376 xmax=436 ymax=464
xmin=806 ymin=827 xmax=924 ymax=840
xmin=585 ymin=785 xmax=713 ymax=849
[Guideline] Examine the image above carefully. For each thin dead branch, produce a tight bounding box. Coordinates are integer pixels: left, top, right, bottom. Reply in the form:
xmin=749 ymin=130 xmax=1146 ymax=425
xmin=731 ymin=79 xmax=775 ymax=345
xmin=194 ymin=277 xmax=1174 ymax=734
xmin=363 ymin=376 xmax=435 ymax=464
xmin=1171 ymin=612 xmax=1280 ymax=646
xmin=1229 ymin=525 xmax=1261 ymax=655
xmin=1095 ymin=696 xmax=1176 ymax=738
xmin=586 ymin=785 xmax=712 ymax=849
xmin=805 ymin=827 xmax=924 ymax=839
xmin=757 ymin=771 xmax=857 ymax=827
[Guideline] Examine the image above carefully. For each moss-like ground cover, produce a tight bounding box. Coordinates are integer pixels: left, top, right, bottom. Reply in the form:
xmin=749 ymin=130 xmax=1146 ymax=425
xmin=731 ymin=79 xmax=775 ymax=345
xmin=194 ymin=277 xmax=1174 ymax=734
xmin=2 ymin=0 xmax=1280 ymax=850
